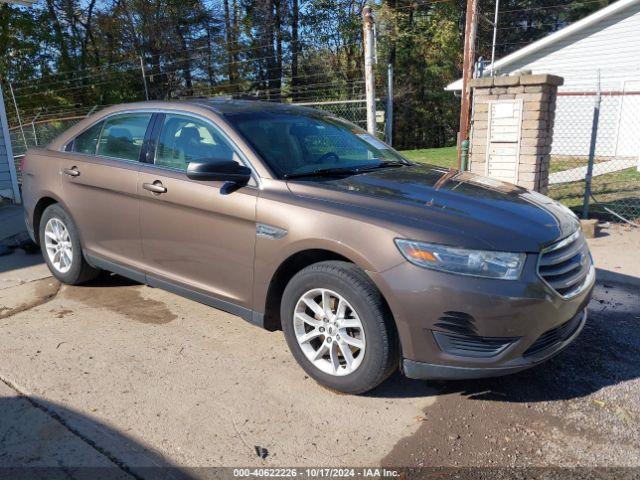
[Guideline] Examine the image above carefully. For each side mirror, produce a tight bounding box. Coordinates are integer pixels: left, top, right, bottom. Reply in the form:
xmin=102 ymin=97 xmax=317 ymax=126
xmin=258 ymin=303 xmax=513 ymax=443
xmin=186 ymin=159 xmax=252 ymax=184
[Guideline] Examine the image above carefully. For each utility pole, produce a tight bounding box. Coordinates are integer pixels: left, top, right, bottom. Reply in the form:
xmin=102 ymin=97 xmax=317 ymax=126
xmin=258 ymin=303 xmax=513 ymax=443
xmin=363 ymin=5 xmax=376 ymax=135
xmin=139 ymin=56 xmax=150 ymax=101
xmin=386 ymin=63 xmax=393 ymax=145
xmin=458 ymin=0 xmax=479 ymax=168
xmin=490 ymin=0 xmax=500 ymax=74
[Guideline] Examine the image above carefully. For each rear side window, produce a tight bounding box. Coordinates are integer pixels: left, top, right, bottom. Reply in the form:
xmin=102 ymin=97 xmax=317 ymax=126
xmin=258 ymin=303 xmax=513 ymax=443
xmin=96 ymin=113 xmax=152 ymax=161
xmin=155 ymin=114 xmax=236 ymax=171
xmin=69 ymin=122 xmax=103 ymax=154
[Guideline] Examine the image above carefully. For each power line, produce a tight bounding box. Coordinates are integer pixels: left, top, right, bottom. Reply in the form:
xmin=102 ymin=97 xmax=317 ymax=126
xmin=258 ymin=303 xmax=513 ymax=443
xmin=499 ymin=0 xmax=604 ymax=14
xmin=10 ymin=36 xmax=362 ymax=93
xmin=11 ymin=38 xmax=363 ymax=96
xmin=8 ymin=7 xmax=362 ymax=88
xmin=377 ymin=0 xmax=457 ymax=11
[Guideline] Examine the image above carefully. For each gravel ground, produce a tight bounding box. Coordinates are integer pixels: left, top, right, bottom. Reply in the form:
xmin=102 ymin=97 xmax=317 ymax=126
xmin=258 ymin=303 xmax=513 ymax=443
xmin=383 ymin=281 xmax=640 ymax=468
xmin=0 ymin=219 xmax=638 ymax=476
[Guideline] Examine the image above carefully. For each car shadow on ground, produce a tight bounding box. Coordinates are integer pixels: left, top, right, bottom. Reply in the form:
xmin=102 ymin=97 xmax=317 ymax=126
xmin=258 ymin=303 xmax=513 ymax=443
xmin=85 ymin=271 xmax=142 ymax=288
xmin=370 ymin=271 xmax=640 ymax=403
xmin=0 ymin=248 xmax=44 ymax=274
xmin=0 ymin=394 xmax=194 ymax=479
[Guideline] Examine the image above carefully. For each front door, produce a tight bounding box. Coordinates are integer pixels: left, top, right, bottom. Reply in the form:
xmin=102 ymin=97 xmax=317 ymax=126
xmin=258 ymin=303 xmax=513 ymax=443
xmin=138 ymin=113 xmax=258 ymax=310
xmin=60 ymin=112 xmax=153 ymax=269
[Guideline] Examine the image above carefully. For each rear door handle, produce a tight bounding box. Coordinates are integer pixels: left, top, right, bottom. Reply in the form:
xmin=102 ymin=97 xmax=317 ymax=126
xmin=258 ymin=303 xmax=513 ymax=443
xmin=63 ymin=167 xmax=80 ymax=177
xmin=143 ymin=181 xmax=167 ymax=194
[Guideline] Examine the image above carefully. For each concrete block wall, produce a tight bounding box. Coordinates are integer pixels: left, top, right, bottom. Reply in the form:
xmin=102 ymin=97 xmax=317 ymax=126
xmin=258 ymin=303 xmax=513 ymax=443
xmin=468 ymin=74 xmax=563 ymax=193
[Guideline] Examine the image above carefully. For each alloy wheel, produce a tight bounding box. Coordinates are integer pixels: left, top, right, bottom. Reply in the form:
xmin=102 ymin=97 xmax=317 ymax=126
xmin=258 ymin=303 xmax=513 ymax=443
xmin=44 ymin=217 xmax=73 ymax=274
xmin=293 ymin=288 xmax=366 ymax=376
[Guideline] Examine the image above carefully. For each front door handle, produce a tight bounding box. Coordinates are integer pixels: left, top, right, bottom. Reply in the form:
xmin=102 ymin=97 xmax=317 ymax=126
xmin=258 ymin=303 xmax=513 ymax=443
xmin=63 ymin=167 xmax=80 ymax=177
xmin=143 ymin=181 xmax=167 ymax=194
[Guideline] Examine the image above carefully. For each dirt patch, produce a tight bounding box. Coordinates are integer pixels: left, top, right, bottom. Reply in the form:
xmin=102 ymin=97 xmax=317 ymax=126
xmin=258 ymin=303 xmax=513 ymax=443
xmin=0 ymin=278 xmax=61 ymax=319
xmin=60 ymin=276 xmax=177 ymax=325
xmin=382 ymin=388 xmax=552 ymax=467
xmin=382 ymin=282 xmax=640 ymax=467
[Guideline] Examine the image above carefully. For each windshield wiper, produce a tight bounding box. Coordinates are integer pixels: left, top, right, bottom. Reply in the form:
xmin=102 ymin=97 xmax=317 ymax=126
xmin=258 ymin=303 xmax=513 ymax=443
xmin=283 ymin=167 xmax=361 ymax=179
xmin=361 ymin=160 xmax=410 ymax=170
xmin=283 ymin=161 xmax=409 ymax=180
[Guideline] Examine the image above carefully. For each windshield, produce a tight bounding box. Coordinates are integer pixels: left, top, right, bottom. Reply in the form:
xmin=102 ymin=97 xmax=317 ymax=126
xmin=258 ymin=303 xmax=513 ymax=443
xmin=225 ymin=110 xmax=409 ymax=178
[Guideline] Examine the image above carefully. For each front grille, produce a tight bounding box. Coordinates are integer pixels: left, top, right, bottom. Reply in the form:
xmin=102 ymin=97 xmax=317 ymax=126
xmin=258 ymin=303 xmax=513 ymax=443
xmin=432 ymin=331 xmax=517 ymax=358
xmin=524 ymin=311 xmax=583 ymax=357
xmin=538 ymin=229 xmax=593 ymax=298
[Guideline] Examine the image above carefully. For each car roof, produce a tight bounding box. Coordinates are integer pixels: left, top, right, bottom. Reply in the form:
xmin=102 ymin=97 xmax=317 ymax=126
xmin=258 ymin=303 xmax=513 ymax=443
xmin=181 ymin=98 xmax=325 ymax=117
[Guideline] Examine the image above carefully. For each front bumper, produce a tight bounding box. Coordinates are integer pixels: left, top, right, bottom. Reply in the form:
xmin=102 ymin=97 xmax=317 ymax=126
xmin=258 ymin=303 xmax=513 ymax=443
xmin=402 ymin=308 xmax=587 ymax=380
xmin=368 ymin=251 xmax=595 ymax=379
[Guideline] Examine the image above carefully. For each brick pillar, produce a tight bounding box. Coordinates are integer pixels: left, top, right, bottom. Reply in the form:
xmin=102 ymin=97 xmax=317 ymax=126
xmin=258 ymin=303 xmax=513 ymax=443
xmin=467 ymin=74 xmax=563 ymax=193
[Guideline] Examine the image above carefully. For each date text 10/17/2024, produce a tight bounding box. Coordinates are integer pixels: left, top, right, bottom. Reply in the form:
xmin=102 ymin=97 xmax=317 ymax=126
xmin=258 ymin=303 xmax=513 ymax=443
xmin=233 ymin=468 xmax=401 ymax=478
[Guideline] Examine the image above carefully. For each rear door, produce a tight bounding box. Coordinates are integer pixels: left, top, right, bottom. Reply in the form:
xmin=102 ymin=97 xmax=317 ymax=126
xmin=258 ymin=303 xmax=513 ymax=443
xmin=138 ymin=112 xmax=258 ymax=310
xmin=60 ymin=112 xmax=153 ymax=270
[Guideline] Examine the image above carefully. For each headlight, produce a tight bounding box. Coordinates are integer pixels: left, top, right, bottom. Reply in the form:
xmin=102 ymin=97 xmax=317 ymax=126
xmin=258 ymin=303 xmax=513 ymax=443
xmin=395 ymin=239 xmax=526 ymax=280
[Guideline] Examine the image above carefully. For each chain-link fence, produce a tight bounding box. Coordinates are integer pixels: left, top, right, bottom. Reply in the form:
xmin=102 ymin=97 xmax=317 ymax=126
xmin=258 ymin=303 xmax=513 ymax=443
xmin=8 ymin=97 xmax=388 ymax=183
xmin=9 ymin=116 xmax=87 ymax=183
xmin=293 ymin=98 xmax=387 ymax=136
xmin=10 ymin=117 xmax=87 ymax=156
xmin=549 ymin=69 xmax=640 ymax=221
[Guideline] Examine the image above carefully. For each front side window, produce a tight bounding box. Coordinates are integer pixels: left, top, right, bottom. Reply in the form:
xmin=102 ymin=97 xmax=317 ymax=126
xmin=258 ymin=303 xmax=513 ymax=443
xmin=69 ymin=122 xmax=103 ymax=154
xmin=96 ymin=113 xmax=152 ymax=161
xmin=224 ymin=111 xmax=408 ymax=177
xmin=155 ymin=114 xmax=236 ymax=171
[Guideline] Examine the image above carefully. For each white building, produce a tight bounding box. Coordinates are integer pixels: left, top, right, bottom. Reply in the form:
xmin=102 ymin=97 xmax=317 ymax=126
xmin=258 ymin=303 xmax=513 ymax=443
xmin=447 ymin=0 xmax=640 ymax=167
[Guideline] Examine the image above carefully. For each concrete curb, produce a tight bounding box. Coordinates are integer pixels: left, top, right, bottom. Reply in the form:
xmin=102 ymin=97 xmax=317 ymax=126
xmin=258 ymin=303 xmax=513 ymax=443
xmin=596 ymin=268 xmax=640 ymax=289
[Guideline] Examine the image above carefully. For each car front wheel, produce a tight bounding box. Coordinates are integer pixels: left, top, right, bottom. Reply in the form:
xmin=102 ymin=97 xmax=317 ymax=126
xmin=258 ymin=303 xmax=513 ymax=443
xmin=281 ymin=261 xmax=398 ymax=394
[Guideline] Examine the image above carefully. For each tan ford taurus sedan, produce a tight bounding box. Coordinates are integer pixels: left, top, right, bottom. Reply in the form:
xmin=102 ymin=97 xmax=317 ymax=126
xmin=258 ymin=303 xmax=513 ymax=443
xmin=21 ymin=99 xmax=595 ymax=393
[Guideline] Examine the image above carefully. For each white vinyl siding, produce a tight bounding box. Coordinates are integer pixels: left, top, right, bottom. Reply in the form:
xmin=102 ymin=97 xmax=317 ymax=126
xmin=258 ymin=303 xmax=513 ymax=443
xmin=498 ymin=3 xmax=640 ymax=92
xmin=446 ymin=1 xmax=640 ymax=163
xmin=494 ymin=3 xmax=640 ymax=161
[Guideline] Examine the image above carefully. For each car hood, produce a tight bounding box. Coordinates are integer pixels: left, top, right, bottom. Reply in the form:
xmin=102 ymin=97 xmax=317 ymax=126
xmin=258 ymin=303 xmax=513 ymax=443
xmin=286 ymin=164 xmax=580 ymax=252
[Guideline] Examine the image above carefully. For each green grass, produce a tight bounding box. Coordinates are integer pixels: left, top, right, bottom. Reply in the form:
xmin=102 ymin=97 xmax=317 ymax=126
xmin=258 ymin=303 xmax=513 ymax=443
xmin=550 ymin=167 xmax=640 ymax=211
xmin=400 ymin=146 xmax=457 ymax=169
xmin=547 ymin=156 xmax=640 ymax=217
xmin=549 ymin=156 xmax=613 ymax=174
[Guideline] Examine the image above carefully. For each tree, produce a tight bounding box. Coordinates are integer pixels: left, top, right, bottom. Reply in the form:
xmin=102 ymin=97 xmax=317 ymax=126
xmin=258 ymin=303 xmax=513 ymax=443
xmin=0 ymin=0 xmax=618 ymax=148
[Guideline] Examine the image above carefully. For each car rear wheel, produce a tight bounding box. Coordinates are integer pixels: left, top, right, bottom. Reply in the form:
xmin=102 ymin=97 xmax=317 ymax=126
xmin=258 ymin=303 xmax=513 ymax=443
xmin=281 ymin=261 xmax=398 ymax=394
xmin=39 ymin=204 xmax=100 ymax=285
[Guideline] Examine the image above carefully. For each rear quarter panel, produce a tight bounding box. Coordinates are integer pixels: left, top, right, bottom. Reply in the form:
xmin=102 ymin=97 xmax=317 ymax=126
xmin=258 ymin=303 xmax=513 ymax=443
xmin=21 ymin=148 xmax=66 ymax=234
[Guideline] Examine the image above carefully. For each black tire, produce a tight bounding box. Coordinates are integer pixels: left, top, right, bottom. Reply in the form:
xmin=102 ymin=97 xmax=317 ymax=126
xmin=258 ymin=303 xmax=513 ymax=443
xmin=39 ymin=204 xmax=100 ymax=285
xmin=281 ymin=261 xmax=398 ymax=394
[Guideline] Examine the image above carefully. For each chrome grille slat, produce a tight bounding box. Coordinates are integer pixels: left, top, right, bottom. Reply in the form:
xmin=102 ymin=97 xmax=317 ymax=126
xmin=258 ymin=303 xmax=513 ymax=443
xmin=546 ymin=266 xmax=589 ymax=290
xmin=538 ymin=229 xmax=593 ymax=299
xmin=539 ymin=259 xmax=582 ymax=277
xmin=538 ymin=238 xmax=586 ymax=266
